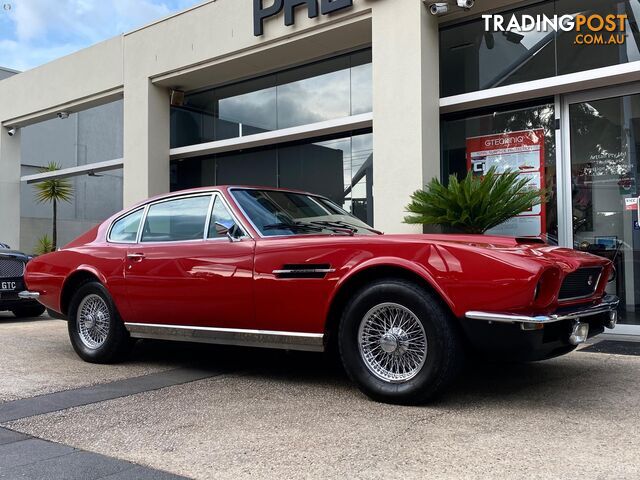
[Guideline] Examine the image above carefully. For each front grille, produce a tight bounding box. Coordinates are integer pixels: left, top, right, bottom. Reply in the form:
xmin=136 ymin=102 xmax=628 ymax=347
xmin=0 ymin=258 xmax=25 ymax=278
xmin=558 ymin=267 xmax=602 ymax=301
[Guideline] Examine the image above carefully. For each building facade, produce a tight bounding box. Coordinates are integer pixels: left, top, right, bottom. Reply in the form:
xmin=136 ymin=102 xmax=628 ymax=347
xmin=1 ymin=0 xmax=640 ymax=331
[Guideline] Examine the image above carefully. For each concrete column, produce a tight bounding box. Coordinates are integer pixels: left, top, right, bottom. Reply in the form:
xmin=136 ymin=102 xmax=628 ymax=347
xmin=371 ymin=0 xmax=440 ymax=233
xmin=123 ymin=80 xmax=170 ymax=206
xmin=0 ymin=128 xmax=22 ymax=248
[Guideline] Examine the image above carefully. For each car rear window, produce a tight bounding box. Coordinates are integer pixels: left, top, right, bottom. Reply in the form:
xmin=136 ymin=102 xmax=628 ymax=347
xmin=109 ymin=209 xmax=144 ymax=243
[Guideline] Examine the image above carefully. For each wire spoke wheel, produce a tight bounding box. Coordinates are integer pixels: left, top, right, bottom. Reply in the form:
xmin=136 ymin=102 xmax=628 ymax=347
xmin=77 ymin=294 xmax=110 ymax=350
xmin=358 ymin=302 xmax=427 ymax=383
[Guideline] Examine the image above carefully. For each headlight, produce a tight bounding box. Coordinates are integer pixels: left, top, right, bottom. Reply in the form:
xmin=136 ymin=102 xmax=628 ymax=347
xmin=608 ymin=267 xmax=616 ymax=283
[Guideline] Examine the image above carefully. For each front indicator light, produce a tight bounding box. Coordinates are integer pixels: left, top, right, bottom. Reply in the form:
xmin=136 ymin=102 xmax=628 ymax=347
xmin=569 ymin=321 xmax=589 ymax=345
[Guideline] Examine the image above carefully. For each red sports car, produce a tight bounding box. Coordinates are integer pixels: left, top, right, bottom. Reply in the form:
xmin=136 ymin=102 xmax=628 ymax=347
xmin=22 ymin=186 xmax=618 ymax=404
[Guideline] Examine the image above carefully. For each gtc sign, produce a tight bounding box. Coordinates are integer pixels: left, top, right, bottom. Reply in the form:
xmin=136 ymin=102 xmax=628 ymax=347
xmin=254 ymin=0 xmax=353 ymax=36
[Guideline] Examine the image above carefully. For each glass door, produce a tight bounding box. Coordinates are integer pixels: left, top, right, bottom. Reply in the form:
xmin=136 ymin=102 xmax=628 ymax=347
xmin=564 ymin=87 xmax=640 ymax=325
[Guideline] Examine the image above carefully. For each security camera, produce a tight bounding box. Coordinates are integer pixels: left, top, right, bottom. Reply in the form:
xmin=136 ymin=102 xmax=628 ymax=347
xmin=456 ymin=0 xmax=474 ymax=9
xmin=6 ymin=127 xmax=16 ymax=137
xmin=57 ymin=111 xmax=70 ymax=119
xmin=428 ymin=2 xmax=449 ymax=15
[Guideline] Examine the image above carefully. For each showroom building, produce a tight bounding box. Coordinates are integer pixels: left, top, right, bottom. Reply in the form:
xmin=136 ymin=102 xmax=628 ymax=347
xmin=2 ymin=0 xmax=640 ymax=330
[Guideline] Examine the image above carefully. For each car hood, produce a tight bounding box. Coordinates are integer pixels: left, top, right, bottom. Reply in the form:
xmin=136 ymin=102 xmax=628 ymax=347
xmin=0 ymin=249 xmax=30 ymax=262
xmin=392 ymin=234 xmax=610 ymax=271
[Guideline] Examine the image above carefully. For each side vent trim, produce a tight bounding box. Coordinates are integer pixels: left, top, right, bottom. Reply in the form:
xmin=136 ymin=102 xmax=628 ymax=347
xmin=273 ymin=264 xmax=335 ymax=279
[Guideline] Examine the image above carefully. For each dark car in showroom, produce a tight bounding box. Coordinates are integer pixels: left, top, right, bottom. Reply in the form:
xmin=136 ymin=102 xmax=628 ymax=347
xmin=0 ymin=244 xmax=45 ymax=318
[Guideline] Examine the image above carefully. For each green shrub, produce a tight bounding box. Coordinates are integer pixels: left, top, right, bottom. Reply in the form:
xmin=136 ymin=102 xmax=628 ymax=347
xmin=404 ymin=166 xmax=545 ymax=234
xmin=34 ymin=234 xmax=54 ymax=255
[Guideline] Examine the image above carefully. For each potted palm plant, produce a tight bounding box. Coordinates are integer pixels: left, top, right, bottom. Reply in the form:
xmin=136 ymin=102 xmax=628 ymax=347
xmin=33 ymin=162 xmax=74 ymax=252
xmin=404 ymin=167 xmax=544 ymax=234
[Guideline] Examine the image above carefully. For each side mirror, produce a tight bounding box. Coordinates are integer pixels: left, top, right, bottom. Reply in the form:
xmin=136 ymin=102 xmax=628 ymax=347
xmin=218 ymin=222 xmax=242 ymax=242
xmin=227 ymin=231 xmax=242 ymax=243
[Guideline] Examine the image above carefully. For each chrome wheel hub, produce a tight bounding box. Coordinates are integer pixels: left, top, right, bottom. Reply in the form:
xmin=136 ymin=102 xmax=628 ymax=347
xmin=77 ymin=294 xmax=110 ymax=350
xmin=358 ymin=303 xmax=428 ymax=383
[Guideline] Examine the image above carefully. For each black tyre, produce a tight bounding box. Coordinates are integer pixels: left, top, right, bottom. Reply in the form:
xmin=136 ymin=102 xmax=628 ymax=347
xmin=68 ymin=282 xmax=133 ymax=363
xmin=11 ymin=304 xmax=46 ymax=318
xmin=338 ymin=279 xmax=464 ymax=404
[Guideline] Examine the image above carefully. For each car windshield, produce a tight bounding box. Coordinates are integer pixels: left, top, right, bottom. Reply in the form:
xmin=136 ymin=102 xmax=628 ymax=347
xmin=231 ymin=189 xmax=379 ymax=237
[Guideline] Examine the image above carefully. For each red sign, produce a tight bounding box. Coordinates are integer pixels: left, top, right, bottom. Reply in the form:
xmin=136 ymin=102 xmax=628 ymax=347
xmin=466 ymin=129 xmax=546 ymax=237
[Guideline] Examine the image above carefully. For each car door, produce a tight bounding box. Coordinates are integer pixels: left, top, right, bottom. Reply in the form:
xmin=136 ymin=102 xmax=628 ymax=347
xmin=125 ymin=193 xmax=255 ymax=328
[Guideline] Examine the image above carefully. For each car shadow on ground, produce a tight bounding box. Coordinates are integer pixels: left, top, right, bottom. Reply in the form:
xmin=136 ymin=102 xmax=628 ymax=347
xmin=125 ymin=339 xmax=613 ymax=409
xmin=0 ymin=312 xmax=55 ymax=325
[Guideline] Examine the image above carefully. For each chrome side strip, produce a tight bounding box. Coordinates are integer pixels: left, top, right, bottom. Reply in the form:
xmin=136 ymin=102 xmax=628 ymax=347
xmin=124 ymin=322 xmax=325 ymax=352
xmin=465 ymin=295 xmax=619 ymax=325
xmin=272 ymin=268 xmax=336 ymax=275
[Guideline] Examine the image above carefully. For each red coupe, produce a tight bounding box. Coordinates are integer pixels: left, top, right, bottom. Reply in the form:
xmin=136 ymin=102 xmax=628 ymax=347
xmin=22 ymin=186 xmax=618 ymax=404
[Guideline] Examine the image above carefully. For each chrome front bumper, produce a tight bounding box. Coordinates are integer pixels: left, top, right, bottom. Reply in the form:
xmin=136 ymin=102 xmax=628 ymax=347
xmin=465 ymin=295 xmax=619 ymax=327
xmin=18 ymin=290 xmax=40 ymax=299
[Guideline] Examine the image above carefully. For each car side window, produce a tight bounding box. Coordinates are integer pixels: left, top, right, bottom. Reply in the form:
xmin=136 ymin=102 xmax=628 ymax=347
xmin=109 ymin=209 xmax=144 ymax=243
xmin=141 ymin=195 xmax=211 ymax=243
xmin=208 ymin=196 xmax=241 ymax=239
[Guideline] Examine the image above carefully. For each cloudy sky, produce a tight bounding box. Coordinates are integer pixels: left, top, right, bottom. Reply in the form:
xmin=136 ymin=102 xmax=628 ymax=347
xmin=0 ymin=0 xmax=198 ymax=71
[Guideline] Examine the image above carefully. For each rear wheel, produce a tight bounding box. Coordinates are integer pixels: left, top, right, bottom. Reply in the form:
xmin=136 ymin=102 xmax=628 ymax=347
xmin=338 ymin=279 xmax=463 ymax=404
xmin=11 ymin=304 xmax=46 ymax=318
xmin=68 ymin=282 xmax=133 ymax=363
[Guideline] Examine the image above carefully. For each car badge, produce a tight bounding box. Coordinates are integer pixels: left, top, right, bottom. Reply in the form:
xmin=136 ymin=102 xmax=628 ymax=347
xmin=587 ymin=275 xmax=594 ymax=286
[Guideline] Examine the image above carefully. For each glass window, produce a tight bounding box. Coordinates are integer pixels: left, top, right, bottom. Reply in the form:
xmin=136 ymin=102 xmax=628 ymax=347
xmin=441 ymin=102 xmax=558 ymax=242
xmin=109 ymin=208 xmax=143 ymax=243
xmin=170 ymin=49 xmax=372 ymax=148
xmin=208 ymin=196 xmax=241 ymax=239
xmin=440 ymin=2 xmax=555 ymax=97
xmin=141 ymin=195 xmax=211 ymax=243
xmin=170 ymin=131 xmax=374 ymax=226
xmin=568 ymin=94 xmax=640 ymax=325
xmin=440 ymin=0 xmax=640 ymax=97
xmin=557 ymin=0 xmax=640 ymax=75
xmin=232 ymin=189 xmax=374 ymax=237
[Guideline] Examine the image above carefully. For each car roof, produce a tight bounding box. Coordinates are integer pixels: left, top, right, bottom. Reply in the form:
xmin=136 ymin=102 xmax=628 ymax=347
xmin=135 ymin=185 xmax=319 ymax=207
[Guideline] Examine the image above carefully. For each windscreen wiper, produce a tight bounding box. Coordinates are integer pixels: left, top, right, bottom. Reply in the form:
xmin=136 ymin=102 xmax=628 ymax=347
xmin=333 ymin=220 xmax=383 ymax=235
xmin=263 ymin=222 xmax=324 ymax=232
xmin=308 ymin=221 xmax=356 ymax=236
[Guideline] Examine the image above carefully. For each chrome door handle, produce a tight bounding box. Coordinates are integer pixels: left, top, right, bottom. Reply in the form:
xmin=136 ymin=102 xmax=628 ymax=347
xmin=127 ymin=253 xmax=145 ymax=261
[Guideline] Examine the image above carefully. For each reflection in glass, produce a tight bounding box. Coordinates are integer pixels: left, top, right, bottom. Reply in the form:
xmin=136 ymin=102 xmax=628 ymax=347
xmin=441 ymin=102 xmax=557 ymax=242
xmin=440 ymin=0 xmax=640 ymax=97
xmin=170 ymin=131 xmax=374 ymax=226
xmin=569 ymin=94 xmax=640 ymax=324
xmin=170 ymin=50 xmax=372 ymax=148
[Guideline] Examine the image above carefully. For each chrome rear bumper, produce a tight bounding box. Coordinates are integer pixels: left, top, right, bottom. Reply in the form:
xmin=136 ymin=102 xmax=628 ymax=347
xmin=465 ymin=295 xmax=619 ymax=326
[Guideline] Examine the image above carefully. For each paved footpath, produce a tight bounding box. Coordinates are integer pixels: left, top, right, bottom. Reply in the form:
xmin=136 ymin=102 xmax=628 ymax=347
xmin=2 ymin=315 xmax=640 ymax=479
xmin=0 ymin=426 xmax=186 ymax=479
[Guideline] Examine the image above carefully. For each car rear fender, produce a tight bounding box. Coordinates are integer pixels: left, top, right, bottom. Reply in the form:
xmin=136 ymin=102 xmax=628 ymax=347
xmin=59 ymin=266 xmax=108 ymax=315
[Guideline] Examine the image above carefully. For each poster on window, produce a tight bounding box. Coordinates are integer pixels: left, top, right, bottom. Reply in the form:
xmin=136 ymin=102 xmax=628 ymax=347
xmin=466 ymin=129 xmax=546 ymax=237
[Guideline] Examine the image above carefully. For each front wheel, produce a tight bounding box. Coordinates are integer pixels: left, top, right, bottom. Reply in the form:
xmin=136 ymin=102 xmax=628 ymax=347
xmin=338 ymin=279 xmax=464 ymax=404
xmin=68 ymin=282 xmax=133 ymax=363
xmin=11 ymin=304 xmax=46 ymax=318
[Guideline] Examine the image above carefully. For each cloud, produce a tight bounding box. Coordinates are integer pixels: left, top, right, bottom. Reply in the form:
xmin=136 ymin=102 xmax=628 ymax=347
xmin=0 ymin=0 xmax=195 ymax=71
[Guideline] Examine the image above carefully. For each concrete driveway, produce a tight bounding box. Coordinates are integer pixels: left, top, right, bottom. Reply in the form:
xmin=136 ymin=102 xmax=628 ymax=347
xmin=1 ymin=313 xmax=639 ymax=479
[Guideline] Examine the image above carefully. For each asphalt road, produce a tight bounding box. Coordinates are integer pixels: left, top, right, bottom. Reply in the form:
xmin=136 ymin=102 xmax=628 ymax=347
xmin=1 ymin=313 xmax=640 ymax=479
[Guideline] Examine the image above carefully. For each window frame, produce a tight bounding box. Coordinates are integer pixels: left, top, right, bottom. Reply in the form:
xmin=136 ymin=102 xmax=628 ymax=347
xmin=205 ymin=193 xmax=249 ymax=241
xmin=107 ymin=190 xmax=252 ymax=245
xmin=106 ymin=207 xmax=146 ymax=244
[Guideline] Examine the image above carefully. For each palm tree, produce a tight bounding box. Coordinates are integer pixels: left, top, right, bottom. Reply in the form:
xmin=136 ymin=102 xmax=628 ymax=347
xmin=404 ymin=166 xmax=545 ymax=234
xmin=33 ymin=162 xmax=74 ymax=251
